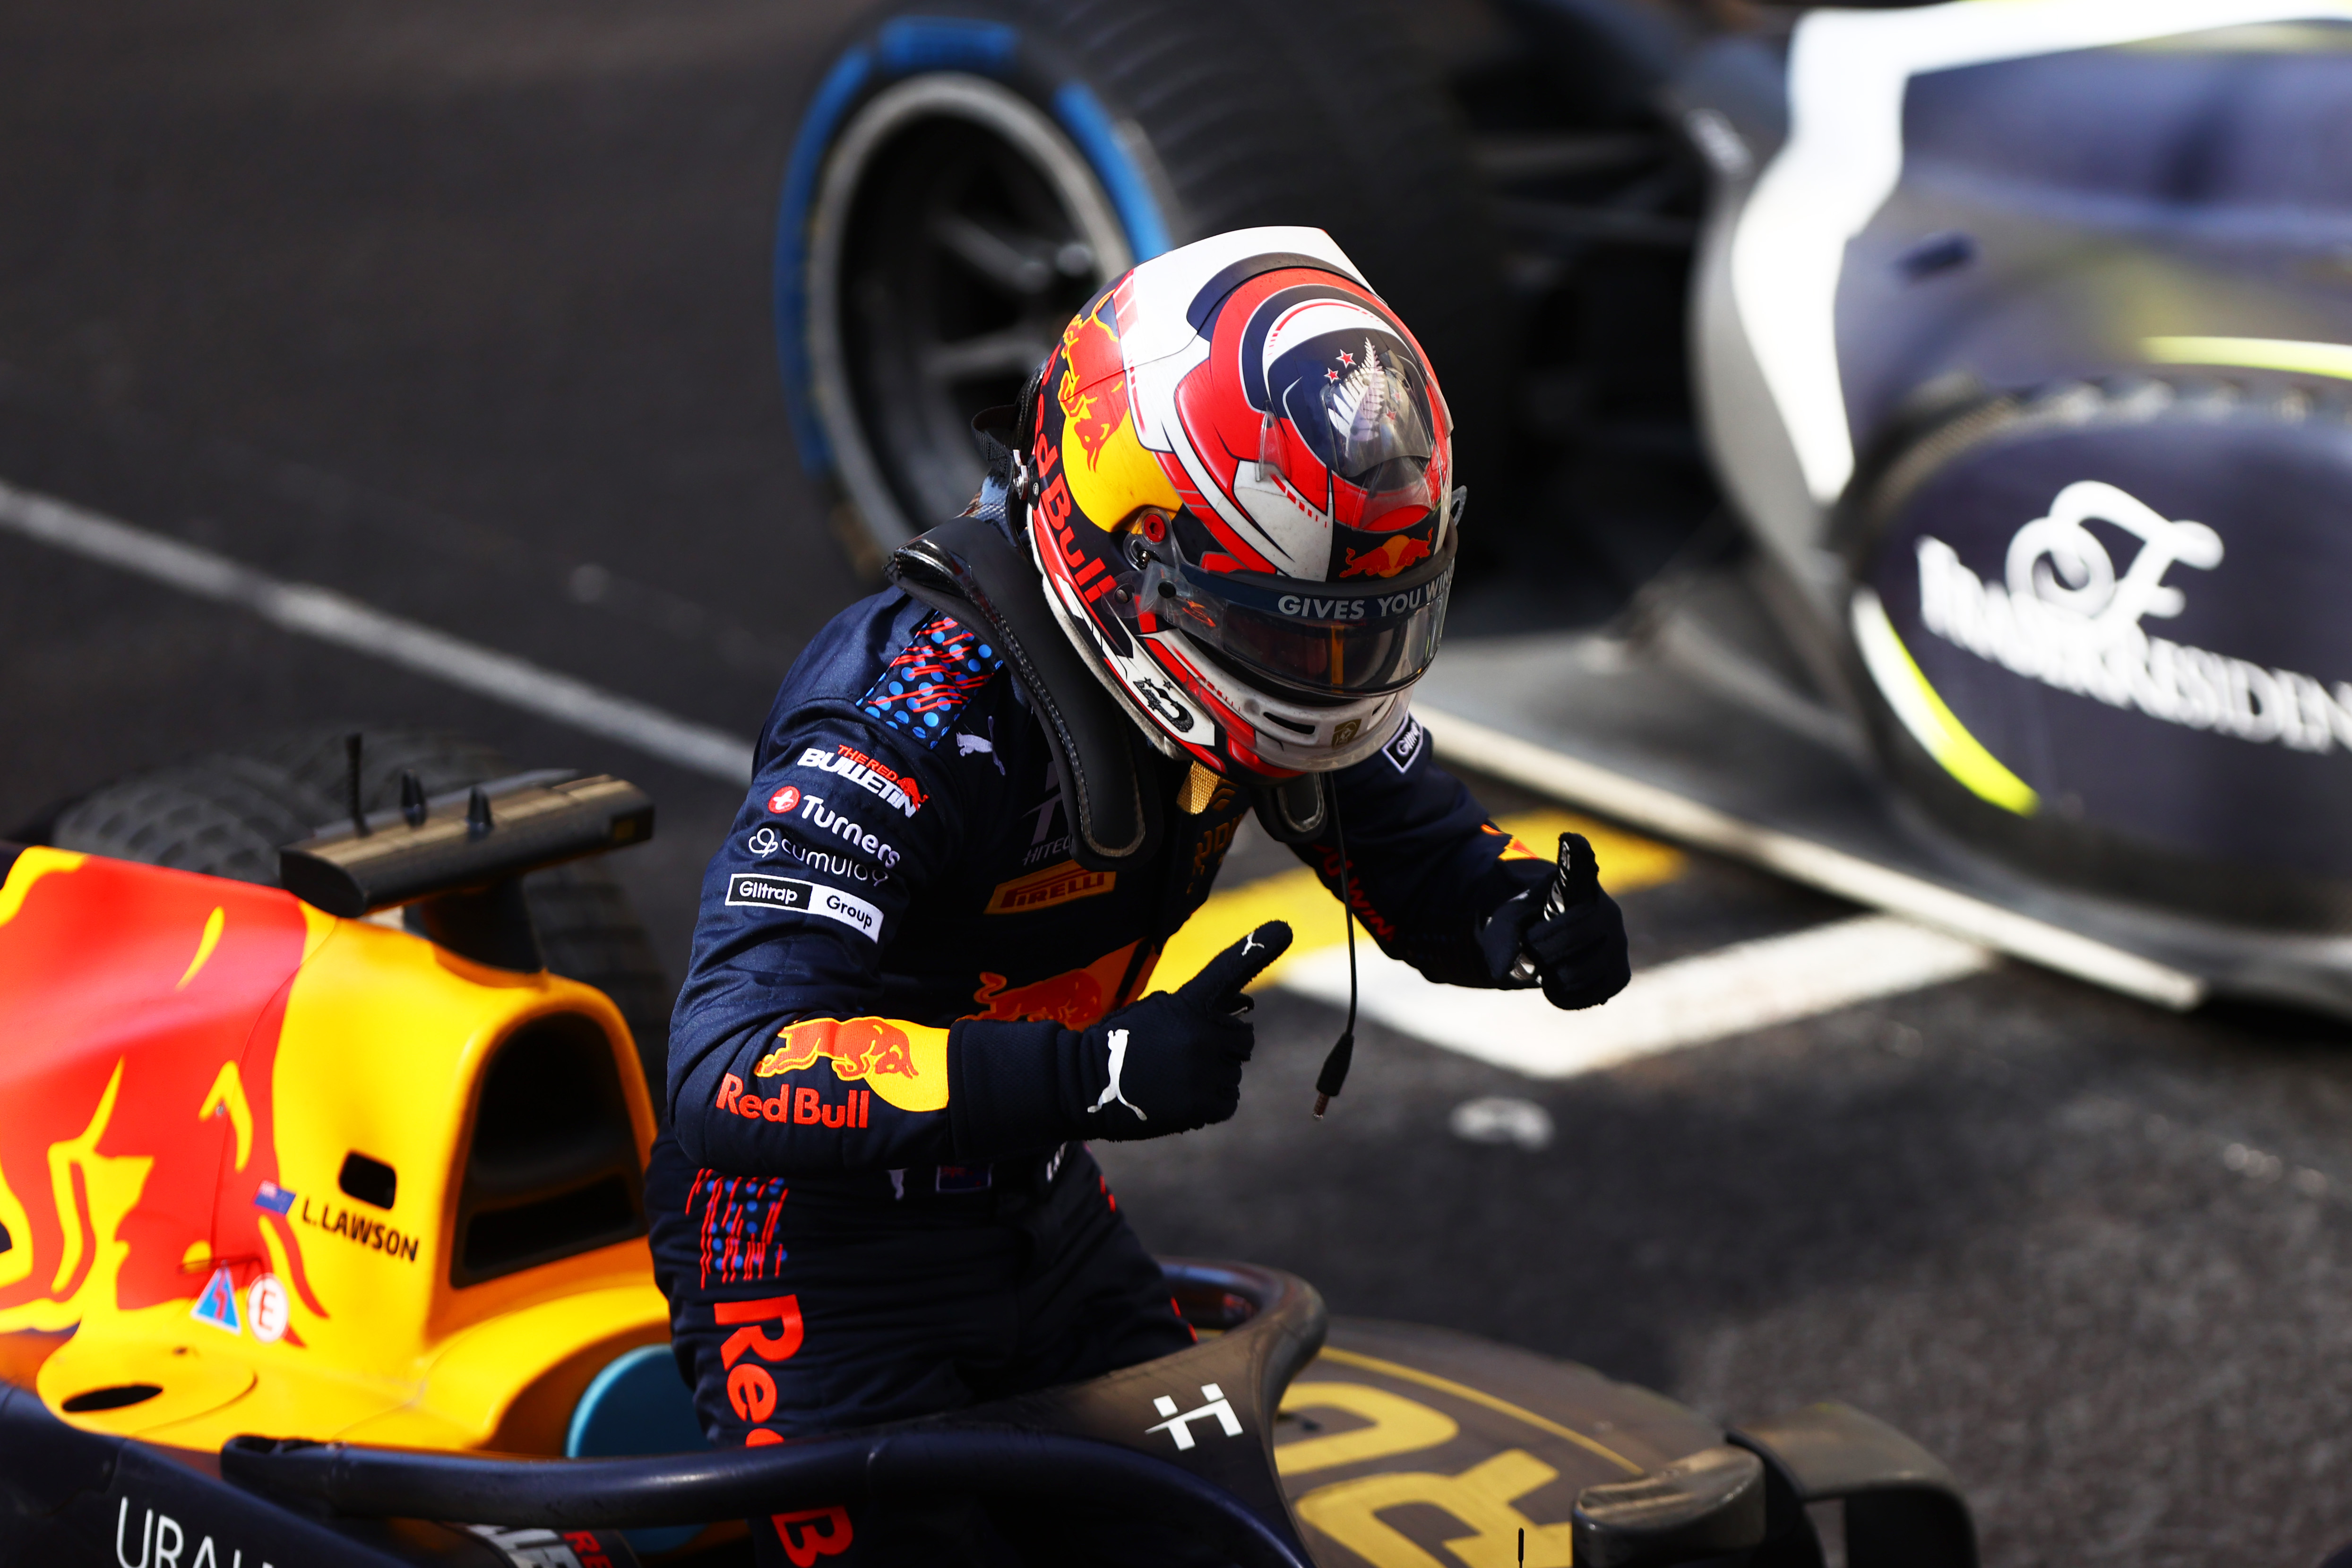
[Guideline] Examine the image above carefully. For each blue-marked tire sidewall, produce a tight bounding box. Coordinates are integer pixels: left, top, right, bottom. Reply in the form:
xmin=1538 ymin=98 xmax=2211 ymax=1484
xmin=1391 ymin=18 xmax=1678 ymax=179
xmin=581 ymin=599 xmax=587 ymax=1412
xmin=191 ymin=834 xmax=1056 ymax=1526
xmin=772 ymin=0 xmax=1498 ymax=568
xmin=774 ymin=10 xmax=1173 ymax=556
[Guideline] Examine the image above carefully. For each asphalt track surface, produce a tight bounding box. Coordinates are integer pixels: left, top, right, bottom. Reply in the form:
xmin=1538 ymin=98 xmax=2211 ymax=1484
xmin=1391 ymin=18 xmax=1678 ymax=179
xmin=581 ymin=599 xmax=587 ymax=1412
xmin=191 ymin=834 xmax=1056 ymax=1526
xmin=3 ymin=6 xmax=2350 ymax=1564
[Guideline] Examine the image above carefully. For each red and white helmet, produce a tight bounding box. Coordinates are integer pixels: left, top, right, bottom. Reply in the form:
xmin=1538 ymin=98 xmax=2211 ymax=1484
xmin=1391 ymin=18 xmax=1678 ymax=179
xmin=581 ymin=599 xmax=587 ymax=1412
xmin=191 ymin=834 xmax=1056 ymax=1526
xmin=1017 ymin=227 xmax=1457 ymax=776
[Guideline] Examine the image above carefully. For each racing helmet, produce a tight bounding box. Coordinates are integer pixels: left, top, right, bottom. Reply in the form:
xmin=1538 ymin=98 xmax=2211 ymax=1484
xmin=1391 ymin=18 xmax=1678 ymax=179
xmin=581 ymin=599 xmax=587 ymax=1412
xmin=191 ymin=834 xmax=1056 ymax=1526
xmin=1014 ymin=226 xmax=1458 ymax=776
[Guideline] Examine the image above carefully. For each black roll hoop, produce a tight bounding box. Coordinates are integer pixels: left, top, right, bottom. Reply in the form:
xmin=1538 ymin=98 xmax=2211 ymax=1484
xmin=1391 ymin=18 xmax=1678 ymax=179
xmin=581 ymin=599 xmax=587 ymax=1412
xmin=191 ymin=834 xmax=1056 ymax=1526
xmin=888 ymin=517 xmax=1161 ymax=873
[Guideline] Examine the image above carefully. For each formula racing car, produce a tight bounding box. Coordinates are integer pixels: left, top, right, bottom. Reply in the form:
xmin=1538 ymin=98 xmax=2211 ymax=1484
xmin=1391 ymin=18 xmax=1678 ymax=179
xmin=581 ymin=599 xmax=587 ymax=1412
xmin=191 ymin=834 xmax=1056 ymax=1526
xmin=773 ymin=0 xmax=2352 ymax=1020
xmin=0 ymin=737 xmax=1976 ymax=1566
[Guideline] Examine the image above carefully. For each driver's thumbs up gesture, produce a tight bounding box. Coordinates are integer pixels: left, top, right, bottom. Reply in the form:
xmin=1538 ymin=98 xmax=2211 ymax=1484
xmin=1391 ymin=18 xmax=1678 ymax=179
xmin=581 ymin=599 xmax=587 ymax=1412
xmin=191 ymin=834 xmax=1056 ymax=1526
xmin=948 ymin=922 xmax=1292 ymax=1155
xmin=1478 ymin=831 xmax=1632 ymax=1010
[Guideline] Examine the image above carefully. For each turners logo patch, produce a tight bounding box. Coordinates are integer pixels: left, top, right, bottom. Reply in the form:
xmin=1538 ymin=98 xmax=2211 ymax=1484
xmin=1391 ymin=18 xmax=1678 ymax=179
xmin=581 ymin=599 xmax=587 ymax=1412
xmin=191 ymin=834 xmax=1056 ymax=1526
xmin=984 ymin=860 xmax=1116 ymax=915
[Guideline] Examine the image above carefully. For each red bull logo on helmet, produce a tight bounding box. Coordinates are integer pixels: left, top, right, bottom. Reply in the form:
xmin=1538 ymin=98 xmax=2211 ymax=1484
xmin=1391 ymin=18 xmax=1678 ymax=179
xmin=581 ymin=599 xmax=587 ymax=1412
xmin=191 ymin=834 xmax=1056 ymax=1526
xmin=1045 ymin=280 xmax=1180 ymax=534
xmin=1341 ymin=531 xmax=1434 ymax=580
xmin=1058 ymin=293 xmax=1131 ymax=473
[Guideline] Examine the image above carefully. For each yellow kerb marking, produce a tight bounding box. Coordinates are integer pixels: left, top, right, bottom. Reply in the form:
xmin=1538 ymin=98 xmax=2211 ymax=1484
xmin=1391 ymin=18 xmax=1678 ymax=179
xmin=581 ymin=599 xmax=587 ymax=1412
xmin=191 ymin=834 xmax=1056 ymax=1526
xmin=1314 ymin=1346 xmax=1642 ymax=1475
xmin=178 ymin=906 xmax=226 ymax=990
xmin=1155 ymin=810 xmax=1683 ymax=991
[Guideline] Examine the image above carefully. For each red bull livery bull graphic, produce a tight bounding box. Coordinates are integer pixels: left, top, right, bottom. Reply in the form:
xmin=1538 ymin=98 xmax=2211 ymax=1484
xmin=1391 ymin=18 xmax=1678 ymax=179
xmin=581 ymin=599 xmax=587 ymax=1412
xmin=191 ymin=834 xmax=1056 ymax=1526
xmin=967 ymin=942 xmax=1153 ymax=1031
xmin=0 ymin=851 xmax=320 ymax=1336
xmin=1342 ymin=531 xmax=1434 ymax=579
xmin=1053 ymin=278 xmax=1181 ymax=536
xmin=0 ymin=844 xmax=663 ymax=1453
xmin=748 ymin=1016 xmax=948 ymax=1113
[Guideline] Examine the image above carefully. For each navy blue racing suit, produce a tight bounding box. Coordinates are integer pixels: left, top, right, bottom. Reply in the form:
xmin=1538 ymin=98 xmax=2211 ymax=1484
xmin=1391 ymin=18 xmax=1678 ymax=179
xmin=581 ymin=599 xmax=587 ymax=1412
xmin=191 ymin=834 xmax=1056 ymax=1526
xmin=646 ymin=528 xmax=1556 ymax=1564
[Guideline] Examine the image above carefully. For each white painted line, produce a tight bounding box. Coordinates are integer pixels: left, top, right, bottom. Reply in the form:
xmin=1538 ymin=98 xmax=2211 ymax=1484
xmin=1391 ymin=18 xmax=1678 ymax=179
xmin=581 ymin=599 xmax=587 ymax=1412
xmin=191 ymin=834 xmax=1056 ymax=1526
xmin=1414 ymin=704 xmax=2205 ymax=1012
xmin=1279 ymin=913 xmax=1995 ymax=1079
xmin=0 ymin=476 xmax=756 ymax=784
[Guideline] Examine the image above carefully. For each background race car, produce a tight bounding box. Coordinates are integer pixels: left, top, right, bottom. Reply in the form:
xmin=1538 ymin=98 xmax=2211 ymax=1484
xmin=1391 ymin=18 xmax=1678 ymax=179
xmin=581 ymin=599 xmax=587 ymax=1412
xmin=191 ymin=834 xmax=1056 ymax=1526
xmin=775 ymin=0 xmax=2352 ymax=1018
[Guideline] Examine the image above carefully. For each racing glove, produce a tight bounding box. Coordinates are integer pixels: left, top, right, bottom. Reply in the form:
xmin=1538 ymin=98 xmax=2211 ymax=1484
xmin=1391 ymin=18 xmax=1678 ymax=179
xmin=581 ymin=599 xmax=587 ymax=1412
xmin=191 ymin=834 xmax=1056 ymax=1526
xmin=1477 ymin=831 xmax=1630 ymax=1010
xmin=947 ymin=922 xmax=1292 ymax=1157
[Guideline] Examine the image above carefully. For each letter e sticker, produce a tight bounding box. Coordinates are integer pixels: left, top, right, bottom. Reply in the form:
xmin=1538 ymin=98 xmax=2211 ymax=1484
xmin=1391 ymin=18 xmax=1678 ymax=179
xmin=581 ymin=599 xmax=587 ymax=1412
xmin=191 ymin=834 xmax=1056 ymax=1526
xmin=248 ymin=1274 xmax=291 ymax=1343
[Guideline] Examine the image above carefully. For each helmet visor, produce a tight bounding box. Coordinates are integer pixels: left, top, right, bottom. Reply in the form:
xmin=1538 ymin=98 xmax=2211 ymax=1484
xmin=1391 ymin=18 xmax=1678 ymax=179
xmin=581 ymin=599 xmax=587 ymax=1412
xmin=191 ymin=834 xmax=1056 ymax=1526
xmin=1142 ymin=532 xmax=1456 ymax=701
xmin=1276 ymin=336 xmax=1438 ymax=532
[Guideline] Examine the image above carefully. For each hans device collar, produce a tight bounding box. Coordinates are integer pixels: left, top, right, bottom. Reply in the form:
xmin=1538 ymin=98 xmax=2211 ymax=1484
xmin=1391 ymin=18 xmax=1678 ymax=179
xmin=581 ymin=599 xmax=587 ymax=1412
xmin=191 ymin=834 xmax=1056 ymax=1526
xmin=889 ymin=516 xmax=1162 ymax=873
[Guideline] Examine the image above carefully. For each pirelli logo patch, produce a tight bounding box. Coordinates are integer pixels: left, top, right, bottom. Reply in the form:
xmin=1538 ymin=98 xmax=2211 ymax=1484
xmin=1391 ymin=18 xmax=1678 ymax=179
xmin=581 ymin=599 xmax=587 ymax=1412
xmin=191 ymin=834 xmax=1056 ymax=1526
xmin=725 ymin=873 xmax=882 ymax=940
xmin=984 ymin=859 xmax=1116 ymax=916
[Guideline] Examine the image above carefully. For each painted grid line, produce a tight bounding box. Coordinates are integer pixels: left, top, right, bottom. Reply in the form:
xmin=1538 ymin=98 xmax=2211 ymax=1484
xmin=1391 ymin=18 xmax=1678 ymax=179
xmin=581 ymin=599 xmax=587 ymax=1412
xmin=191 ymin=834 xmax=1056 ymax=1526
xmin=1415 ymin=704 xmax=2204 ymax=1011
xmin=1279 ymin=913 xmax=1996 ymax=1079
xmin=0 ymin=477 xmax=755 ymax=784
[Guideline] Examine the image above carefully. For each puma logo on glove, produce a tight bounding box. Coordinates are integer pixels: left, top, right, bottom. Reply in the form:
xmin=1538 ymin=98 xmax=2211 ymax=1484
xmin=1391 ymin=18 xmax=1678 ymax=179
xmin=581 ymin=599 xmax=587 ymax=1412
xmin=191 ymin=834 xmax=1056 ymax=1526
xmin=1076 ymin=921 xmax=1291 ymax=1141
xmin=943 ymin=922 xmax=1292 ymax=1158
xmin=1091 ymin=1028 xmax=1146 ymax=1120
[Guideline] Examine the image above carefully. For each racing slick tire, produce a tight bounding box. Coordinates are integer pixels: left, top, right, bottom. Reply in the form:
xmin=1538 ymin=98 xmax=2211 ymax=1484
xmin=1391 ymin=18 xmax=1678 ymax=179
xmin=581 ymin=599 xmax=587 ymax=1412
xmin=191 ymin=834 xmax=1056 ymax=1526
xmin=778 ymin=0 xmax=1504 ymax=569
xmin=48 ymin=727 xmax=675 ymax=1120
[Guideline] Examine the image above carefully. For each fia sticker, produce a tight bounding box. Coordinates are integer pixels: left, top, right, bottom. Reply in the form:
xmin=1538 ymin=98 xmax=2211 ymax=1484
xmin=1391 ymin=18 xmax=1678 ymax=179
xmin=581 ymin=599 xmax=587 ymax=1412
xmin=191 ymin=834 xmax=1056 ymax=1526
xmin=190 ymin=1266 xmax=241 ymax=1335
xmin=247 ymin=1274 xmax=291 ymax=1344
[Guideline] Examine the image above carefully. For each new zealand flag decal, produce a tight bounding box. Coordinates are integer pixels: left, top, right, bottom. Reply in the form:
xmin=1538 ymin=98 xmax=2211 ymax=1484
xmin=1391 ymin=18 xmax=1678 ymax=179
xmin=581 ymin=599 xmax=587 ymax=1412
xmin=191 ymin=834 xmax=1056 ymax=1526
xmin=860 ymin=615 xmax=1003 ymax=746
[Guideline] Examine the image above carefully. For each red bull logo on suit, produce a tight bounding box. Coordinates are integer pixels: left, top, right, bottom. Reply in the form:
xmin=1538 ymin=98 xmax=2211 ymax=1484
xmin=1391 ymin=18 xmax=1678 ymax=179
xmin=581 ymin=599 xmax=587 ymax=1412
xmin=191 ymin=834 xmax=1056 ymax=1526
xmin=741 ymin=1016 xmax=949 ymax=1114
xmin=967 ymin=943 xmax=1151 ymax=1031
xmin=756 ymin=1017 xmax=918 ymax=1080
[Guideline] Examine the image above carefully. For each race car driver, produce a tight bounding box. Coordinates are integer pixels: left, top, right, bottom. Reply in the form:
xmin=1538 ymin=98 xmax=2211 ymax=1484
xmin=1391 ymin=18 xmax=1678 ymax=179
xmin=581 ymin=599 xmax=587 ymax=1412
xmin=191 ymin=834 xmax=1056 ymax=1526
xmin=646 ymin=227 xmax=1631 ymax=1565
